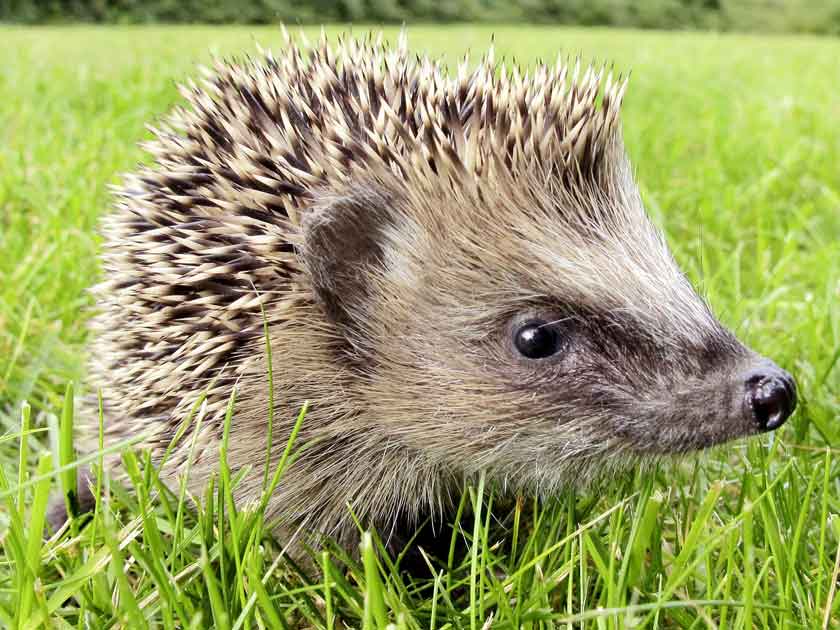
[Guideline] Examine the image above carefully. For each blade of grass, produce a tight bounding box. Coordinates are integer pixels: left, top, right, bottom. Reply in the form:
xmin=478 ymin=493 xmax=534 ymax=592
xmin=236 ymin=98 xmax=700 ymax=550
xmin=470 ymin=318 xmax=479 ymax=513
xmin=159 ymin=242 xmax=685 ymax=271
xmin=322 ymin=550 xmax=335 ymax=630
xmin=469 ymin=471 xmax=486 ymax=630
xmin=16 ymin=400 xmax=31 ymax=509
xmin=246 ymin=549 xmax=287 ymax=629
xmin=58 ymin=382 xmax=77 ymax=522
xmin=362 ymin=531 xmax=388 ymax=629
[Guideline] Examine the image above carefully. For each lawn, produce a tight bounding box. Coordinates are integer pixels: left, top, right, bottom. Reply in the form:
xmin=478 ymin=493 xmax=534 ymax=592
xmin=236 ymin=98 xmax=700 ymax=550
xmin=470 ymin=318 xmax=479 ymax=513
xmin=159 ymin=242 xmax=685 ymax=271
xmin=0 ymin=24 xmax=839 ymax=628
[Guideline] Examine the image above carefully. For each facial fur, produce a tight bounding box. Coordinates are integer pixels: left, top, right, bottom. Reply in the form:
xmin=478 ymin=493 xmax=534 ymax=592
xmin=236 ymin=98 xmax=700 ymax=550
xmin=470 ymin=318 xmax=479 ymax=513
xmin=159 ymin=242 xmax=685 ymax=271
xmin=314 ymin=161 xmax=755 ymax=493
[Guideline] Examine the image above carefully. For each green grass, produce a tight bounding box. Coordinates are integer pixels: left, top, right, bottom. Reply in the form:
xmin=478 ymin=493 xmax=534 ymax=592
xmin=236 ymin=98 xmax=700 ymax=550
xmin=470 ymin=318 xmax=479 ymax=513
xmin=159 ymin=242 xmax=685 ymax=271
xmin=1 ymin=24 xmax=839 ymax=628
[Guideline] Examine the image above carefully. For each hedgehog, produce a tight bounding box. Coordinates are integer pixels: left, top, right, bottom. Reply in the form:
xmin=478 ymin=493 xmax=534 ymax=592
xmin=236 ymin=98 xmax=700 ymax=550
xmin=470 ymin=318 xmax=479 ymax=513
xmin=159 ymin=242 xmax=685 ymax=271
xmin=68 ymin=31 xmax=797 ymax=553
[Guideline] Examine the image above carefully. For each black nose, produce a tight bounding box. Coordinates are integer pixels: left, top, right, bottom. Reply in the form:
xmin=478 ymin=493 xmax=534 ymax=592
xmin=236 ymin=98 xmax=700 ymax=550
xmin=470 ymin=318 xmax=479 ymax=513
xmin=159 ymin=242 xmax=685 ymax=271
xmin=744 ymin=366 xmax=797 ymax=431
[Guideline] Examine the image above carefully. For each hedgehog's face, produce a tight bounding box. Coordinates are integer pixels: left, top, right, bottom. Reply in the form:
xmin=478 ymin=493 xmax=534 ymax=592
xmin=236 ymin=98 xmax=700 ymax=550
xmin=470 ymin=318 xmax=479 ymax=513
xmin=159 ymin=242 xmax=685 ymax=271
xmin=302 ymin=170 xmax=796 ymax=489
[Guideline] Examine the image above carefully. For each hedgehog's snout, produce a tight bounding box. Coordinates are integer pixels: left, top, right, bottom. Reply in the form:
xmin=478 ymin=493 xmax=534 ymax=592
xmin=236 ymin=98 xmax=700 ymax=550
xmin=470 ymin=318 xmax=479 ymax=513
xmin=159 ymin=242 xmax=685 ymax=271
xmin=742 ymin=362 xmax=797 ymax=431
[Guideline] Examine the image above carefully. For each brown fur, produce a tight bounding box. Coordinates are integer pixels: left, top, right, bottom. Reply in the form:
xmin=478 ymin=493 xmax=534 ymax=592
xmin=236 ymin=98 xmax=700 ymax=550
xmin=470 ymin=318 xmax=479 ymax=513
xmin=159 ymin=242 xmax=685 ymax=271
xmin=78 ymin=31 xmax=787 ymax=552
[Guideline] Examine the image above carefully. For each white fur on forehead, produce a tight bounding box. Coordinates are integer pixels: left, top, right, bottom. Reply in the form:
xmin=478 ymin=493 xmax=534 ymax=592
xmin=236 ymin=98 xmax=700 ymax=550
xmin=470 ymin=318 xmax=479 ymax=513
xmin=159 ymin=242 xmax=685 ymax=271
xmin=151 ymin=29 xmax=629 ymax=218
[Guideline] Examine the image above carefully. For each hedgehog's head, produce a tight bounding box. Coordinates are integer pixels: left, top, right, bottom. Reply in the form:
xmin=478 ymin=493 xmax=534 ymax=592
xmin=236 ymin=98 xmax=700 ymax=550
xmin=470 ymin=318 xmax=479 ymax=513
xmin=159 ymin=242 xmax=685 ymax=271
xmin=298 ymin=48 xmax=796 ymax=491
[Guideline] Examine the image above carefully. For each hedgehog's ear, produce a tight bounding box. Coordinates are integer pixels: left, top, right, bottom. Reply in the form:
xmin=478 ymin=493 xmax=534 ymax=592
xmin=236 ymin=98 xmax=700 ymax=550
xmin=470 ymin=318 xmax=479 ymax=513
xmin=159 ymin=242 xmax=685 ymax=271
xmin=301 ymin=186 xmax=395 ymax=328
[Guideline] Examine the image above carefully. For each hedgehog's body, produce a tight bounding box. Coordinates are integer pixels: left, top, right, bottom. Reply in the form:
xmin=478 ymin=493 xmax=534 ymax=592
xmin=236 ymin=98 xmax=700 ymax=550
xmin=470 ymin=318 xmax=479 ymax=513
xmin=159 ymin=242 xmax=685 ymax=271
xmin=82 ymin=32 xmax=796 ymax=551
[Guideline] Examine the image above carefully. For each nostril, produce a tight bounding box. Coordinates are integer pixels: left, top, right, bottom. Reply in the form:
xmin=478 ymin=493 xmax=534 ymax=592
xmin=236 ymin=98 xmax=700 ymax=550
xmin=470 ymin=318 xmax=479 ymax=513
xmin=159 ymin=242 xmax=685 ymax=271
xmin=745 ymin=368 xmax=797 ymax=432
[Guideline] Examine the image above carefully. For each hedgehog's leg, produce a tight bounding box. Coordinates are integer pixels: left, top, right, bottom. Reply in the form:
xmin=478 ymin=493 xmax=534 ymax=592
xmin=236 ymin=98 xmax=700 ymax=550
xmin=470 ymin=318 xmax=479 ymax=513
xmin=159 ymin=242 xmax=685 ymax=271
xmin=375 ymin=517 xmax=456 ymax=578
xmin=45 ymin=465 xmax=98 ymax=535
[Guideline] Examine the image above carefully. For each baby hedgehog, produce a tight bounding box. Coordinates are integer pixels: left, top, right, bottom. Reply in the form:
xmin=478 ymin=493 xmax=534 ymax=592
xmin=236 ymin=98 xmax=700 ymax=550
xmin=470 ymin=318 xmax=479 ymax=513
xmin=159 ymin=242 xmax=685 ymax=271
xmin=77 ymin=32 xmax=797 ymax=550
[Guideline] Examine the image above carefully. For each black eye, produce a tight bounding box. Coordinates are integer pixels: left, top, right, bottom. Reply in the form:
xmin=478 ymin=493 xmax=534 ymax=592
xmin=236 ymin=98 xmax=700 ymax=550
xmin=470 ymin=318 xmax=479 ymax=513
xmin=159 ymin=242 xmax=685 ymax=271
xmin=514 ymin=320 xmax=561 ymax=359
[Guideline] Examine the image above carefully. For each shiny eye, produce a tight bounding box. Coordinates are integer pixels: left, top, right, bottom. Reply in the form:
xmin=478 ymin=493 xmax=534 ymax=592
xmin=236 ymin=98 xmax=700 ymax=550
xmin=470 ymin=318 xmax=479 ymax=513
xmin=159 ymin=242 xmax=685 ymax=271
xmin=514 ymin=320 xmax=561 ymax=359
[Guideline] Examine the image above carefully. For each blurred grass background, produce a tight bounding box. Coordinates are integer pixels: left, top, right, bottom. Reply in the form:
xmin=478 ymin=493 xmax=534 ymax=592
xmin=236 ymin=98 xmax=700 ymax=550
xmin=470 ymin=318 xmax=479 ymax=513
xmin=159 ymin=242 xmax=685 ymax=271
xmin=2 ymin=0 xmax=840 ymax=35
